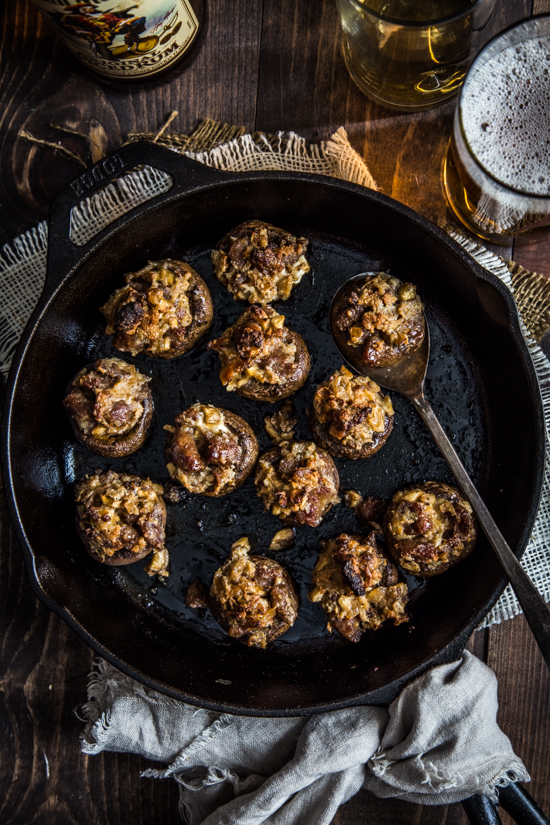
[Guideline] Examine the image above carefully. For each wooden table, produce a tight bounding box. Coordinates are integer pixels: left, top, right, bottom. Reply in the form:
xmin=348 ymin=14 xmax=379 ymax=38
xmin=1 ymin=1 xmax=549 ymax=823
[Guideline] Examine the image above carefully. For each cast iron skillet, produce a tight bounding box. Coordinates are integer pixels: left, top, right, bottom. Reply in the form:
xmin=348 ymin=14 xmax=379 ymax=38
xmin=2 ymin=141 xmax=545 ymax=716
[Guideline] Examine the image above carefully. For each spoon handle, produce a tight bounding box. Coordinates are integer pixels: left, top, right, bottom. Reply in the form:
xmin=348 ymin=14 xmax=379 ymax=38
xmin=411 ymin=392 xmax=550 ymax=669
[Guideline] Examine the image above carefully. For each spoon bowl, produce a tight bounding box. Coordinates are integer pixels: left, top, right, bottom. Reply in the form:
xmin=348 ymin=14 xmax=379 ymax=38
xmin=329 ymin=273 xmax=430 ymax=396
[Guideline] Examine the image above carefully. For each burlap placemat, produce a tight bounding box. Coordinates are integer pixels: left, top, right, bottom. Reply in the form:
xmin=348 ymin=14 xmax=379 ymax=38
xmin=2 ymin=118 xmax=550 ymax=627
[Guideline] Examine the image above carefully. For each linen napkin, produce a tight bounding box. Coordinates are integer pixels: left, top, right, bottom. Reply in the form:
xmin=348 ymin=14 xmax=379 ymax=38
xmin=80 ymin=652 xmax=528 ymax=824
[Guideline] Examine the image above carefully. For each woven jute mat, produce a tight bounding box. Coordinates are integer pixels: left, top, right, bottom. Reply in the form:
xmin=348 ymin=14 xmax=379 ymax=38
xmin=2 ymin=117 xmax=550 ymax=627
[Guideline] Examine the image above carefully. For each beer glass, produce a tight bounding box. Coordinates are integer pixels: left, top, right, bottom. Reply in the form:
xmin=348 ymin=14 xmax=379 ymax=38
xmin=335 ymin=0 xmax=496 ymax=111
xmin=443 ymin=15 xmax=550 ymax=244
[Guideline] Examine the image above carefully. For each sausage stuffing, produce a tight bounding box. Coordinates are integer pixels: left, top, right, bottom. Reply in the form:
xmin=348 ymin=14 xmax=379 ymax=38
xmin=309 ymin=532 xmax=408 ymax=642
xmin=165 ymin=404 xmax=258 ymax=496
xmin=255 ymin=440 xmax=340 ymax=527
xmin=101 ymin=259 xmax=213 ymax=358
xmin=212 ymin=220 xmax=310 ymax=304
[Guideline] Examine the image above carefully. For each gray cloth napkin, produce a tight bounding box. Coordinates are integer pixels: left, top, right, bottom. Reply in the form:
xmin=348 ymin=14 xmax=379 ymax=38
xmin=80 ymin=651 xmax=528 ymax=823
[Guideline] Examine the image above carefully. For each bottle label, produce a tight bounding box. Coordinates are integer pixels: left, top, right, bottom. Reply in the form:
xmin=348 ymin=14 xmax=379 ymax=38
xmin=33 ymin=0 xmax=199 ymax=78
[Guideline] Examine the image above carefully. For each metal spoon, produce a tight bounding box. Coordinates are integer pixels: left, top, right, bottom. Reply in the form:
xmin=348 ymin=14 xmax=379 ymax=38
xmin=330 ymin=274 xmax=550 ymax=668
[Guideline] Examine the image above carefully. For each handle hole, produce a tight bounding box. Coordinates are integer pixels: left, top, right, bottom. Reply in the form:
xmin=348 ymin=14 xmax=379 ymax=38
xmin=69 ymin=164 xmax=173 ymax=247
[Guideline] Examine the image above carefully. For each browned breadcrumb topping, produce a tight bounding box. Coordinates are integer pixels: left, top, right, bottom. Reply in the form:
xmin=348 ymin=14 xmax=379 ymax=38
xmin=165 ymin=404 xmax=243 ymax=495
xmin=212 ymin=220 xmax=310 ymax=304
xmin=255 ymin=441 xmax=340 ymax=527
xmin=209 ymin=305 xmax=300 ymax=391
xmin=313 ymin=366 xmax=393 ymax=449
xmin=309 ymin=532 xmax=408 ymax=641
xmin=63 ymin=358 xmax=150 ymax=438
xmin=264 ymin=400 xmax=297 ymax=444
xmin=336 ymin=273 xmax=424 ymax=364
xmin=101 ymin=260 xmax=201 ymax=356
xmin=210 ymin=537 xmax=298 ymax=648
xmin=268 ymin=527 xmax=296 ymax=552
xmin=343 ymin=489 xmax=363 ymax=509
xmin=386 ymin=486 xmax=474 ymax=572
xmin=75 ymin=471 xmax=169 ymax=576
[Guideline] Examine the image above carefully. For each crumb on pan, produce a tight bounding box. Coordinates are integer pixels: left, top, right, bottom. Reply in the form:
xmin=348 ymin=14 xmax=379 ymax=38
xmin=264 ymin=400 xmax=297 ymax=444
xmin=343 ymin=489 xmax=363 ymax=509
xmin=268 ymin=527 xmax=296 ymax=552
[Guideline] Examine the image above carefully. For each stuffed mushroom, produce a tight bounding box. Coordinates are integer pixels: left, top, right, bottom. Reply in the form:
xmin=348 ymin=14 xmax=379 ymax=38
xmin=255 ymin=440 xmax=340 ymax=527
xmin=63 ymin=357 xmax=153 ymax=458
xmin=101 ymin=258 xmax=213 ymax=358
xmin=212 ymin=219 xmax=310 ymax=304
xmin=208 ymin=304 xmax=310 ymax=402
xmin=164 ymin=403 xmax=258 ymax=496
xmin=75 ymin=470 xmax=169 ymax=576
xmin=331 ymin=272 xmax=425 ymax=368
xmin=309 ymin=531 xmax=408 ymax=642
xmin=383 ymin=481 xmax=477 ymax=576
xmin=209 ymin=537 xmax=299 ymax=648
xmin=309 ymin=366 xmax=394 ymax=459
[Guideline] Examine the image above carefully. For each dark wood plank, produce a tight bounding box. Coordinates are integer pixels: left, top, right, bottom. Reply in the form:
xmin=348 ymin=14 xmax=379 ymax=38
xmin=487 ymin=614 xmax=550 ymax=825
xmin=512 ymin=236 xmax=550 ymax=280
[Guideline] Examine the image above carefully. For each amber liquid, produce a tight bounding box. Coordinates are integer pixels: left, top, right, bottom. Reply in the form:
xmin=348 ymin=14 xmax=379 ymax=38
xmin=442 ymin=18 xmax=550 ymax=243
xmin=336 ymin=0 xmax=494 ymax=111
xmin=443 ymin=140 xmax=550 ymax=244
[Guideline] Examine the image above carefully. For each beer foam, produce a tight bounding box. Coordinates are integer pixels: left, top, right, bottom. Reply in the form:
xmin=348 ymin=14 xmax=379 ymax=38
xmin=461 ymin=35 xmax=550 ymax=196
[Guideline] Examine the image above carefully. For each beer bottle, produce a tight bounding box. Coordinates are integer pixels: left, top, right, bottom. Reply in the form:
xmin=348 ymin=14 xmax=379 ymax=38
xmin=30 ymin=0 xmax=204 ymax=84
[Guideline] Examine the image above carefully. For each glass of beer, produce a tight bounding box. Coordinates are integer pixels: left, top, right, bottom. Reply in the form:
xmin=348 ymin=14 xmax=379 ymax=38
xmin=335 ymin=0 xmax=496 ymax=111
xmin=443 ymin=15 xmax=550 ymax=243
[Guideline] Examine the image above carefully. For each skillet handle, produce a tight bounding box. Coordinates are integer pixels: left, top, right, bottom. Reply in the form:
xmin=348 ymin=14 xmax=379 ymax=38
xmin=462 ymin=795 xmax=503 ymax=825
xmin=46 ymin=140 xmax=228 ymax=295
xmin=463 ymin=786 xmax=550 ymax=825
xmin=499 ymin=784 xmax=550 ymax=825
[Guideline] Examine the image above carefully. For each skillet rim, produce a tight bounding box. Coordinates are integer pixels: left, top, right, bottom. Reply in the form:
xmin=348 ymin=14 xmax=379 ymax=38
xmin=2 ymin=148 xmax=546 ymax=715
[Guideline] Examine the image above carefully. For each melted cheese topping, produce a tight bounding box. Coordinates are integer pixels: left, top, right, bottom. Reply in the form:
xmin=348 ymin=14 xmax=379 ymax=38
xmin=102 ymin=262 xmax=194 ymax=356
xmin=212 ymin=221 xmax=310 ymax=304
xmin=387 ymin=488 xmax=455 ymax=547
xmin=255 ymin=440 xmax=340 ymax=525
xmin=309 ymin=534 xmax=408 ymax=632
xmin=74 ymin=358 xmax=149 ymax=438
xmin=344 ymin=272 xmax=423 ymax=349
xmin=209 ymin=305 xmax=298 ymax=391
xmin=165 ymin=404 xmax=242 ymax=495
xmin=313 ymin=366 xmax=393 ymax=448
xmin=75 ymin=471 xmax=167 ymax=573
xmin=210 ymin=537 xmax=297 ymax=648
